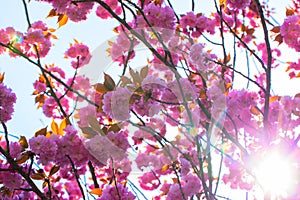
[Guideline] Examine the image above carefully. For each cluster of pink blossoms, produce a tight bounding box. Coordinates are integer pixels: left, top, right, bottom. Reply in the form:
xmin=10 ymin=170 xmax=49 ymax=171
xmin=102 ymin=87 xmax=132 ymax=121
xmin=134 ymin=3 xmax=175 ymax=40
xmin=39 ymin=0 xmax=94 ymax=22
xmin=135 ymin=3 xmax=175 ymax=30
xmin=29 ymin=125 xmax=90 ymax=166
xmin=99 ymin=183 xmax=135 ymax=200
xmin=226 ymin=0 xmax=251 ymax=10
xmin=287 ymin=59 xmax=300 ymax=78
xmin=180 ymin=12 xmax=216 ymax=37
xmin=0 ymin=83 xmax=16 ymax=122
xmin=280 ymin=14 xmax=300 ymax=52
xmin=0 ymin=21 xmax=52 ymax=58
xmin=96 ymin=0 xmax=122 ymax=19
xmin=65 ymin=43 xmax=91 ymax=69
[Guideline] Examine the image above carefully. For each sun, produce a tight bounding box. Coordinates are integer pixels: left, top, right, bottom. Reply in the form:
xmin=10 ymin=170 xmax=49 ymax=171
xmin=253 ymin=152 xmax=297 ymax=199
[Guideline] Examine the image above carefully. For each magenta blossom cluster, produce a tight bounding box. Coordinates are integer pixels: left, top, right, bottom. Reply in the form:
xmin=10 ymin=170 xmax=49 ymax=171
xmin=226 ymin=0 xmax=251 ymax=10
xmin=98 ymin=183 xmax=135 ymax=200
xmin=0 ymin=21 xmax=53 ymax=58
xmin=39 ymin=0 xmax=94 ymax=22
xmin=180 ymin=12 xmax=216 ymax=37
xmin=29 ymin=125 xmax=90 ymax=166
xmin=0 ymin=83 xmax=16 ymax=122
xmin=65 ymin=43 xmax=92 ymax=69
xmin=280 ymin=14 xmax=300 ymax=52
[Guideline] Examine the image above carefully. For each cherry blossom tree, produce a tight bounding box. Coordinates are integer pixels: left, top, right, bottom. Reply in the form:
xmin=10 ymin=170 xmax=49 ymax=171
xmin=0 ymin=0 xmax=300 ymax=199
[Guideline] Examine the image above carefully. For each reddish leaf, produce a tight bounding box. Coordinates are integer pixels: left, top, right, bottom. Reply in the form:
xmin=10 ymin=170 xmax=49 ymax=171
xmin=104 ymin=73 xmax=116 ymax=91
xmin=49 ymin=165 xmax=60 ymax=177
xmin=16 ymin=152 xmax=29 ymax=164
xmin=31 ymin=173 xmax=45 ymax=180
xmin=18 ymin=136 xmax=28 ymax=151
xmin=47 ymin=9 xmax=58 ymax=18
xmin=34 ymin=126 xmax=48 ymax=137
xmin=107 ymin=123 xmax=121 ymax=133
xmin=286 ymin=8 xmax=295 ymax=16
xmin=274 ymin=34 xmax=283 ymax=45
xmin=295 ymin=93 xmax=300 ymax=98
xmin=94 ymin=83 xmax=108 ymax=94
xmin=270 ymin=26 xmax=280 ymax=33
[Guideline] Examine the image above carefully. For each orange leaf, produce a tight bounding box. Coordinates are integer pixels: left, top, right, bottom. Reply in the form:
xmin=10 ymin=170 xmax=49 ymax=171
xmin=42 ymin=181 xmax=48 ymax=188
xmin=162 ymin=164 xmax=169 ymax=172
xmin=269 ymin=95 xmax=281 ymax=103
xmin=48 ymin=28 xmax=56 ymax=32
xmin=59 ymin=117 xmax=70 ymax=136
xmin=0 ymin=72 xmax=4 ymax=83
xmin=94 ymin=83 xmax=108 ymax=94
xmin=250 ymin=106 xmax=261 ymax=116
xmin=58 ymin=14 xmax=68 ymax=28
xmin=51 ymin=119 xmax=59 ymax=135
xmin=51 ymin=34 xmax=58 ymax=40
xmin=90 ymin=188 xmax=102 ymax=196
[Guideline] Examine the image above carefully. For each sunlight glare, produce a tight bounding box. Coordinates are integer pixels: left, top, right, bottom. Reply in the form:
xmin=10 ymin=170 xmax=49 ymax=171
xmin=254 ymin=153 xmax=295 ymax=198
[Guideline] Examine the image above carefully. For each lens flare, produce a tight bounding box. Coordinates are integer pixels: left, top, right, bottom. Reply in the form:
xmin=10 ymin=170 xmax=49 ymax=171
xmin=254 ymin=152 xmax=297 ymax=198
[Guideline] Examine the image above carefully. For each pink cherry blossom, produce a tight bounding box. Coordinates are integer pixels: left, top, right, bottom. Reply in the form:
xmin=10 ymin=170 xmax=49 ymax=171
xmin=0 ymin=83 xmax=16 ymax=122
xmin=280 ymin=15 xmax=300 ymax=52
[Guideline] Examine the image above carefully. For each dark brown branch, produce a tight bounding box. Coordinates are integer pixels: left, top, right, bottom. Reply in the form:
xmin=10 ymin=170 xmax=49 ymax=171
xmin=66 ymin=155 xmax=86 ymax=200
xmin=255 ymin=0 xmax=272 ymax=137
xmin=0 ymin=146 xmax=47 ymax=199
xmin=88 ymin=161 xmax=100 ymax=188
